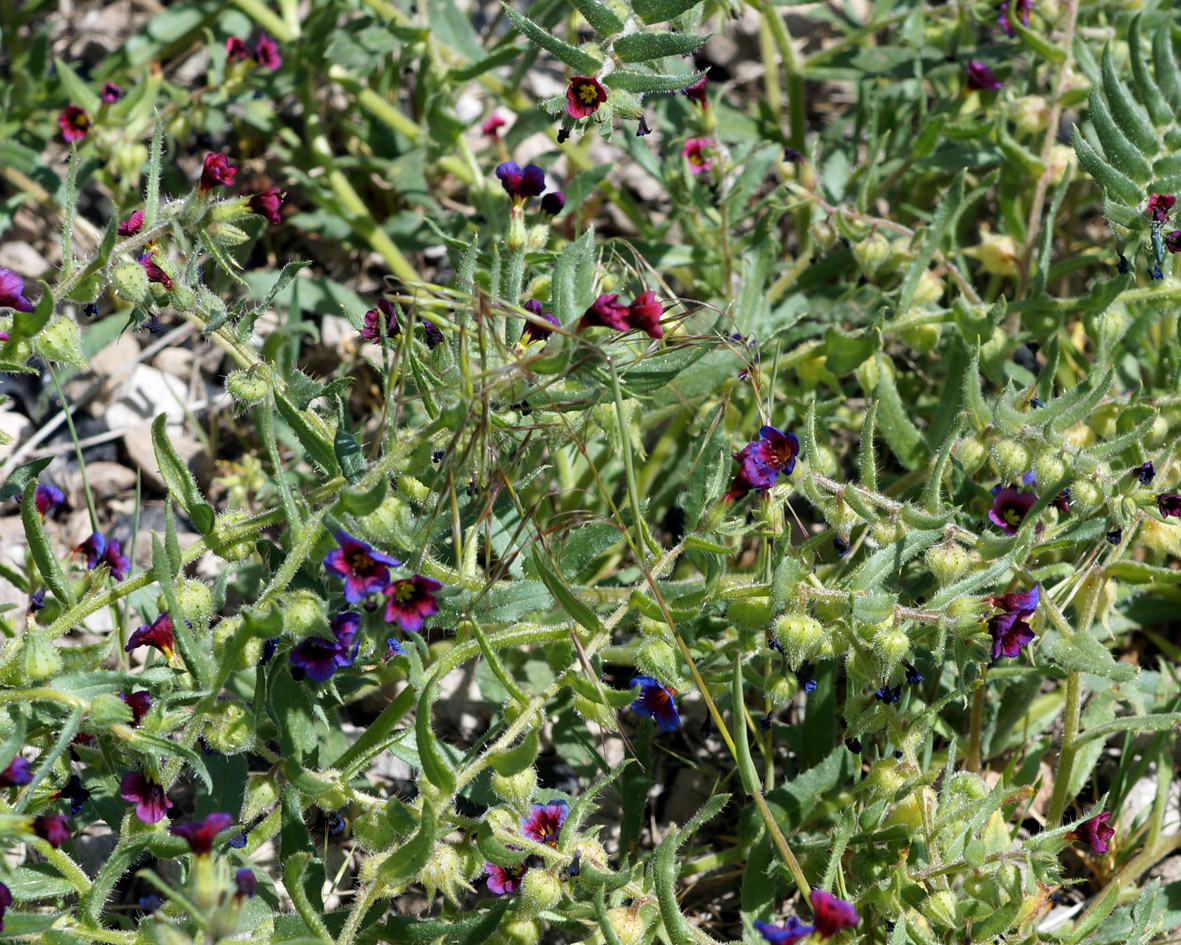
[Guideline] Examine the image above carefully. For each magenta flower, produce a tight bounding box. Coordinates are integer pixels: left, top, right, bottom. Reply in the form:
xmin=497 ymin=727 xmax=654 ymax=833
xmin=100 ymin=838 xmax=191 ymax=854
xmin=120 ymin=771 xmax=174 ymax=824
xmin=755 ymin=918 xmax=814 ymax=945
xmin=137 ymin=252 xmax=174 ymax=290
xmin=521 ymin=300 xmax=559 ymax=344
xmin=540 ymin=191 xmax=565 ymax=216
xmin=485 ymin=861 xmax=528 ymax=894
xmin=101 ymin=82 xmax=123 ymax=104
xmin=362 ymin=298 xmax=400 ymax=343
xmin=682 ymin=137 xmax=713 ymax=175
xmin=126 ymin=612 xmax=176 ymax=660
xmin=682 ymin=74 xmax=708 ymax=107
xmin=254 ymin=34 xmax=282 ymax=70
xmin=811 ymin=889 xmax=860 ymax=938
xmin=630 ymin=676 xmax=680 ymax=731
xmin=58 ymin=105 xmax=91 ymax=142
xmin=199 ymin=152 xmax=237 ymax=192
xmin=1146 ymin=193 xmax=1176 ymax=223
xmin=1070 ymin=810 xmax=1115 ymax=855
xmin=627 ymin=290 xmax=663 ymax=340
xmin=988 ymin=485 xmax=1037 ymax=535
xmin=170 ymin=812 xmax=233 ymax=855
xmin=482 ymin=114 xmax=506 ymax=138
xmin=323 ymin=530 xmax=402 ymax=602
xmin=987 ymin=610 xmax=1034 ymax=659
xmin=118 ymin=210 xmax=145 ymax=237
xmin=724 ymin=425 xmax=802 ymax=502
xmin=966 ymin=60 xmax=1002 ymax=91
xmin=521 ymin=799 xmax=567 ymax=847
xmin=33 ymin=483 xmax=65 ymax=517
xmin=104 ymin=537 xmax=130 ymax=581
xmin=290 ymin=611 xmax=361 ymax=682
xmin=495 ymin=162 xmax=546 ymax=204
xmin=566 ymin=76 xmax=607 ymax=119
xmin=249 ymin=187 xmax=283 ymax=224
xmin=1157 ymin=494 xmax=1181 ymax=519
xmin=121 ymin=690 xmax=152 ymax=726
xmin=579 ymin=293 xmax=631 ymax=331
xmin=0 ymin=266 xmax=35 ymax=312
xmin=33 ymin=814 xmax=70 ymax=848
xmin=987 ymin=585 xmax=1039 ymax=614
xmin=235 ymin=868 xmax=257 ymax=898
xmin=226 ymin=36 xmax=250 ymax=60
xmin=723 ymin=449 xmax=781 ymax=503
xmin=1166 ymin=231 xmax=1181 ymax=254
xmin=383 ymin=575 xmax=442 ymax=632
xmin=0 ymin=757 xmax=32 ymax=787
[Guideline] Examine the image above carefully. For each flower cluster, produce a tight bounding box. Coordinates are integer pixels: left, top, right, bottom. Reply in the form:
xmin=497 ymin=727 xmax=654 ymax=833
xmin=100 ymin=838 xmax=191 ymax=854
xmin=578 ymin=291 xmax=664 ymax=339
xmin=986 ymin=586 xmax=1039 ymax=660
xmin=724 ymin=426 xmax=801 ymax=502
xmin=225 ymin=34 xmax=282 ymax=71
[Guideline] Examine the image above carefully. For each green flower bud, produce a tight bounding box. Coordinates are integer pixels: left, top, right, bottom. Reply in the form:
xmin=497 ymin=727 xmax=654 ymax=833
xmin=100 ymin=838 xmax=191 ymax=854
xmin=506 ymin=207 xmax=527 ymax=252
xmin=1071 ymin=479 xmax=1103 ymax=514
xmin=90 ymin=692 xmax=135 ymax=726
xmin=870 ymin=519 xmax=906 ymax=546
xmin=169 ymin=284 xmax=196 ymax=314
xmin=524 ymin=275 xmax=552 ymax=301
xmin=214 ymin=615 xmax=262 ymax=670
xmin=209 ymin=197 xmax=252 ymax=223
xmin=852 ymin=231 xmax=891 ymax=279
xmin=771 ymin=614 xmax=824 ymax=668
xmin=865 ymin=758 xmax=907 ymax=800
xmin=307 ymin=768 xmax=351 ymax=811
xmin=945 ymin=771 xmax=988 ymax=801
xmin=1146 ymin=415 xmax=1170 ymax=448
xmin=1012 ymin=96 xmax=1050 ymax=135
xmin=281 ymin=590 xmax=325 ymax=639
xmin=18 ymin=630 xmax=63 ymax=682
xmin=419 ymin=842 xmax=474 ymax=906
xmin=114 ymin=143 xmax=150 ymax=183
xmin=809 ymin=218 xmax=837 ymax=250
xmin=925 ymin=543 xmax=969 ymax=586
xmin=241 ymin=773 xmax=280 ymax=822
xmin=922 ymin=890 xmax=959 ymax=930
xmin=1033 ymin=453 xmax=1067 ymax=487
xmin=874 ymin=626 xmax=910 ymax=673
xmin=765 ymin=672 xmax=799 ymax=709
xmin=845 ymin=648 xmax=880 ymax=688
xmin=490 ymin=919 xmax=542 ymax=945
xmin=158 ymin=579 xmax=213 ymax=625
xmin=912 ymin=269 xmax=945 ymax=307
xmin=823 ymin=500 xmax=861 ymax=535
xmin=607 ymin=907 xmax=646 ymax=945
xmin=491 ymin=768 xmax=537 ymax=808
xmin=635 ymin=639 xmax=679 ymax=685
xmin=205 ymin=222 xmax=250 ymax=246
xmin=33 ymin=317 xmax=88 ymax=369
xmin=226 ymin=368 xmax=272 ymax=407
xmin=992 ymin=439 xmax=1030 ymax=483
xmin=526 ymin=224 xmax=549 ymax=252
xmin=211 ymin=510 xmax=257 ymax=561
xmin=398 ymin=476 xmax=431 ymax=504
xmin=728 ymin=597 xmax=772 ymax=631
xmin=201 ymin=701 xmax=254 ymax=754
xmin=355 ymin=494 xmax=411 ymax=546
xmin=517 ymin=868 xmax=562 ymax=917
xmin=112 ymin=262 xmax=150 ymax=304
xmin=956 ymin=436 xmax=988 ymax=475
xmin=900 ymin=320 xmax=942 ymax=353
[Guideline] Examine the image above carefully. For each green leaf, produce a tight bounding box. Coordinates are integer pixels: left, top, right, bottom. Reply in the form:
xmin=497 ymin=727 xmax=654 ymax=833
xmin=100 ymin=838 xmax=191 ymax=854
xmin=274 ymin=391 xmax=341 ymax=476
xmin=489 ymin=727 xmax=540 ymax=776
xmin=416 ymin=676 xmax=458 ymax=794
xmin=552 ymin=226 xmax=596 ymax=328
xmin=632 ymin=0 xmax=704 ymax=25
xmin=1048 ymin=366 xmax=1114 ymax=433
xmin=1073 ymin=128 xmax=1143 ymax=207
xmin=848 ymin=530 xmax=940 ymax=592
xmin=21 ymin=480 xmax=74 ymax=607
xmin=653 ymin=825 xmax=698 ymax=945
xmin=874 ymin=357 xmax=928 ymax=471
xmin=1129 ymin=16 xmax=1171 ymax=127
xmin=613 ymin=31 xmax=709 ymax=62
xmin=732 ymin=655 xmax=763 ymax=796
xmin=145 ymin=119 xmax=164 ymax=228
xmin=129 ymin=729 xmax=213 ymax=791
xmin=335 ymin=477 xmax=388 ymax=516
xmin=897 ymin=170 xmax=963 ymax=313
xmin=570 ymin=0 xmax=625 ymax=35
xmin=502 ymin=5 xmax=602 ymax=73
xmin=1051 ymin=631 xmax=1136 ymax=683
xmin=1153 ymin=23 xmax=1181 ymax=111
xmin=561 ymin=761 xmax=631 ymax=850
xmin=0 ymin=456 xmax=54 ymax=502
xmin=857 ymin=403 xmax=878 ymax=493
xmin=377 ymin=799 xmax=437 ymax=886
xmin=1089 ymin=83 xmax=1153 ymax=183
xmin=532 ymin=549 xmax=601 ymax=632
xmin=151 ymin=413 xmax=215 ymax=535
xmin=1101 ymin=45 xmax=1159 ymax=157
xmin=53 ymin=57 xmax=101 ymax=113
xmin=605 ymin=69 xmax=705 ymax=95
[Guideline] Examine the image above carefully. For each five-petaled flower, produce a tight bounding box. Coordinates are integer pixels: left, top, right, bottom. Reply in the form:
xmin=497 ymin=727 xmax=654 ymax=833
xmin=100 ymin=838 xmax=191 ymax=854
xmin=0 ymin=266 xmax=35 ymax=312
xmin=988 ymin=484 xmax=1037 ymax=535
xmin=1070 ymin=809 xmax=1115 ymax=855
xmin=33 ymin=814 xmax=70 ymax=848
xmin=383 ymin=575 xmax=443 ymax=632
xmin=249 ymin=188 xmax=284 ymax=224
xmin=682 ymin=137 xmax=714 ymax=175
xmin=811 ymin=889 xmax=860 ymax=938
xmin=724 ymin=426 xmax=801 ymax=502
xmin=1158 ymin=494 xmax=1181 ymax=519
xmin=226 ymin=36 xmax=250 ymax=60
xmin=566 ymin=76 xmax=607 ymax=119
xmin=101 ymin=82 xmax=123 ymax=104
xmin=630 ymin=676 xmax=680 ymax=731
xmin=118 ymin=210 xmax=145 ymax=237
xmin=495 ymin=162 xmax=546 ymax=204
xmin=362 ymin=298 xmax=400 ymax=343
xmin=137 ymin=252 xmax=174 ymax=290
xmin=58 ymin=106 xmax=91 ymax=142
xmin=755 ymin=917 xmax=814 ymax=945
xmin=682 ymin=74 xmax=708 ymax=107
xmin=1146 ymin=193 xmax=1175 ymax=222
xmin=126 ymin=612 xmax=176 ymax=660
xmin=986 ymin=585 xmax=1038 ymax=660
xmin=485 ymin=861 xmax=528 ymax=894
xmin=199 ymin=152 xmax=238 ymax=192
xmin=290 ymin=610 xmax=361 ymax=682
xmin=74 ymin=532 xmax=130 ymax=581
xmin=0 ymin=756 xmax=32 ymax=787
xmin=170 ymin=812 xmax=233 ymax=856
xmin=323 ymin=529 xmax=402 ymax=602
xmin=254 ymin=35 xmax=282 ymax=71
xmin=966 ymin=60 xmax=1002 ymax=92
xmin=627 ymin=290 xmax=664 ymax=340
xmin=1136 ymin=461 xmax=1156 ymax=485
xmin=521 ymin=299 xmax=560 ymax=344
xmin=120 ymin=771 xmax=174 ymax=824
xmin=874 ymin=684 xmax=901 ymax=704
xmin=32 ymin=483 xmax=65 ymax=517
xmin=521 ymin=799 xmax=567 ymax=847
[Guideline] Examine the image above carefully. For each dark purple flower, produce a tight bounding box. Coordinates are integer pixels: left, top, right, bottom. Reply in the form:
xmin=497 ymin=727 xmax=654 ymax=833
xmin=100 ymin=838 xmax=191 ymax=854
xmin=0 ymin=756 xmax=32 ymax=787
xmin=120 ymin=771 xmax=173 ymax=824
xmin=199 ymin=152 xmax=237 ymax=192
xmin=521 ymin=300 xmax=559 ymax=344
xmin=382 ymin=575 xmax=442 ymax=632
xmin=121 ymin=690 xmax=152 ymax=726
xmin=138 ymin=894 xmax=163 ymax=913
xmin=33 ymin=814 xmax=70 ymax=847
xmin=1136 ymin=461 xmax=1156 ymax=485
xmin=724 ymin=427 xmax=800 ymax=502
xmin=127 ymin=612 xmax=175 ymax=660
xmin=226 ymin=36 xmax=250 ymax=60
xmin=254 ymin=35 xmax=281 ymax=70
xmin=118 ymin=210 xmax=145 ymax=237
xmin=170 ymin=812 xmax=233 ymax=855
xmin=540 ymin=191 xmax=565 ymax=216
xmin=1106 ymin=528 xmax=1122 ymax=545
xmin=521 ymin=799 xmax=567 ymax=846
xmin=904 ymin=662 xmax=923 ymax=686
xmin=987 ymin=611 xmax=1035 ymax=659
xmin=229 ymin=831 xmax=247 ymax=848
xmin=75 ymin=532 xmax=107 ymax=568
xmin=56 ymin=774 xmax=90 ymax=814
xmin=104 ymin=537 xmax=130 ymax=581
xmin=482 ymin=114 xmax=506 ymax=138
xmin=485 ymin=861 xmax=527 ymax=895
xmin=33 ymin=483 xmax=65 ymax=517
xmin=579 ymin=293 xmax=631 ymax=331
xmin=1051 ymin=488 xmax=1071 ymax=515
xmin=966 ymin=60 xmax=1002 ymax=92
xmin=0 ymin=266 xmax=35 ymax=312
xmin=290 ymin=610 xmax=361 ymax=682
xmin=361 ymin=298 xmax=400 ymax=343
xmin=1149 ymin=264 xmax=1165 ymax=280
xmin=987 ymin=585 xmax=1039 ymax=615
xmin=100 ymin=82 xmax=123 ymax=104
xmin=682 ymin=137 xmax=713 ymax=175
xmin=1116 ymin=255 xmax=1132 ymax=275
xmin=682 ymin=74 xmax=708 ymax=107
xmin=248 ymin=187 xmax=283 ymax=224
xmin=1147 ymin=193 xmax=1176 ymax=222
xmin=782 ymin=148 xmax=803 ymax=163
xmin=58 ymin=106 xmax=91 ymax=142
xmin=422 ymin=321 xmax=444 ymax=349
xmin=495 ymin=162 xmax=546 ymax=203
xmin=755 ymin=918 xmax=814 ymax=945
xmin=812 ymin=889 xmax=860 ymax=938
xmin=628 ymin=290 xmax=663 ymax=340
xmin=630 ymin=676 xmax=680 ymax=731
xmin=795 ymin=666 xmax=818 ymax=693
xmin=0 ymin=880 xmax=11 ymax=933
xmin=566 ymin=76 xmax=607 ymax=119
xmin=833 ymin=537 xmax=850 ymax=557
xmin=27 ymin=589 xmax=46 ymax=615
xmin=988 ymin=485 xmax=1037 ymax=535
xmin=137 ymin=252 xmax=173 ymax=290
xmin=235 ymin=868 xmax=257 ymax=898
xmin=323 ymin=530 xmax=401 ymax=602
xmin=1070 ymin=810 xmax=1115 ymax=855
xmin=874 ymin=684 xmax=901 ymax=704
xmin=636 ymin=114 xmax=652 ymax=137
xmin=1158 ymin=494 xmax=1181 ymax=519
xmin=1166 ymin=231 xmax=1181 ymax=254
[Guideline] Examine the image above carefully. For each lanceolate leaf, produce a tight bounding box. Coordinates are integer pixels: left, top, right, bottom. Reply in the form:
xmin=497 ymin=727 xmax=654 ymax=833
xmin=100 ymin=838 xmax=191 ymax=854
xmin=613 ymin=31 xmax=709 ymax=62
xmin=502 ymin=5 xmax=602 ymax=73
xmin=605 ymin=69 xmax=706 ymax=95
xmin=569 ymin=0 xmax=625 ymax=36
xmin=1101 ymin=45 xmax=1158 ymax=157
xmin=631 ymin=0 xmax=704 ymax=25
xmin=1129 ymin=16 xmax=1170 ymax=127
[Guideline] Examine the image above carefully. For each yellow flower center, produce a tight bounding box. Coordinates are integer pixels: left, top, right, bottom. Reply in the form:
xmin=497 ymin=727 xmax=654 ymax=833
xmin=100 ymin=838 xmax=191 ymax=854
xmin=578 ymin=83 xmax=599 ymax=104
xmin=1003 ymin=508 xmax=1022 ymax=527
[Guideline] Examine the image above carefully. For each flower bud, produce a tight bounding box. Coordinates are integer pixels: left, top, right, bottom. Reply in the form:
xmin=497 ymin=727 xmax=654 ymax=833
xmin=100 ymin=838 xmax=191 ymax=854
xmin=158 ymin=579 xmax=214 ymax=625
xmin=355 ymin=494 xmax=411 ymax=546
xmin=205 ymin=222 xmax=250 ymax=246
xmin=765 ymin=671 xmax=799 ymax=709
xmin=823 ymin=499 xmax=862 ymax=535
xmin=945 ymin=770 xmax=988 ymax=801
xmin=865 ymin=758 xmax=907 ymax=800
xmin=398 ymin=476 xmax=432 ymax=504
xmin=1140 ymin=516 xmax=1179 ymax=555
xmin=1047 ymin=144 xmax=1074 ymax=186
xmin=353 ymin=802 xmax=397 ymax=852
xmin=1012 ymin=96 xmax=1050 ymax=135
xmin=114 ymin=143 xmax=150 ymax=183
xmin=1071 ymin=479 xmax=1103 ymax=514
xmin=211 ymin=510 xmax=257 ymax=561
xmin=419 ymin=842 xmax=473 ymax=905
xmin=226 ymin=368 xmax=272 ymax=407
xmin=900 ymin=320 xmax=942 ymax=353
xmin=1063 ymin=423 xmax=1096 ymax=449
xmin=526 ymin=224 xmax=549 ymax=252
xmin=1033 ymin=454 xmax=1067 ymax=487
xmin=90 ymin=692 xmax=135 ymax=726
xmin=202 ymin=701 xmax=254 ymax=754
xmin=809 ymin=218 xmax=837 ymax=250
xmin=34 ymin=317 xmax=88 ymax=369
xmin=169 ymin=284 xmax=196 ymax=314
xmin=771 ymin=614 xmax=824 ymax=667
xmin=635 ymin=639 xmax=679 ymax=685
xmin=241 ymin=773 xmax=280 ymax=822
xmin=728 ymin=597 xmax=772 ymax=630
xmin=845 ymin=648 xmax=880 ymax=688
xmin=506 ymin=207 xmax=527 ymax=252
xmin=956 ymin=436 xmax=988 ymax=475
xmin=517 ymin=868 xmax=562 ymax=917
xmin=874 ymin=626 xmax=910 ymax=672
xmin=870 ymin=519 xmax=906 ymax=546
xmin=113 ymin=262 xmax=150 ymax=304
xmin=925 ymin=543 xmax=969 ymax=585
xmin=491 ymin=768 xmax=537 ymax=808
xmin=852 ymin=231 xmax=891 ymax=279
xmin=281 ymin=590 xmax=325 ymax=639
xmin=490 ymin=919 xmax=542 ymax=945
xmin=307 ymin=768 xmax=351 ymax=811
xmin=607 ymin=907 xmax=646 ymax=945
xmin=15 ymin=630 xmax=64 ymax=682
xmin=991 ymin=439 xmax=1030 ymax=483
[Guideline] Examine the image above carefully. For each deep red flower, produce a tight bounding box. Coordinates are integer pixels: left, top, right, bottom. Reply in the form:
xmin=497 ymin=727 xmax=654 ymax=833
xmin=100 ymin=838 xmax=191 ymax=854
xmin=120 ymin=771 xmax=174 ymax=824
xmin=362 ymin=298 xmax=400 ymax=343
xmin=170 ymin=812 xmax=233 ymax=855
xmin=1070 ymin=809 xmax=1115 ymax=854
xmin=101 ymin=82 xmax=123 ymax=104
xmin=34 ymin=483 xmax=65 ymax=517
xmin=966 ymin=60 xmax=1002 ymax=91
xmin=137 ymin=252 xmax=174 ymax=290
xmin=630 ymin=676 xmax=680 ymax=731
xmin=121 ymin=690 xmax=152 ymax=726
xmin=58 ymin=106 xmax=91 ymax=142
xmin=383 ymin=575 xmax=442 ymax=632
xmin=199 ymin=152 xmax=237 ymax=192
xmin=627 ymin=290 xmax=663 ymax=339
xmin=495 ymin=162 xmax=546 ymax=203
xmin=755 ymin=919 xmax=814 ymax=945
xmin=33 ymin=814 xmax=70 ymax=848
xmin=811 ymin=890 xmax=860 ymax=938
xmin=0 ymin=266 xmax=35 ymax=312
xmin=521 ymin=799 xmax=567 ymax=846
xmin=118 ymin=210 xmax=145 ymax=237
xmin=1166 ymin=231 xmax=1181 ymax=254
xmin=1146 ymin=193 xmax=1176 ymax=223
xmin=482 ymin=114 xmax=506 ymax=138
xmin=521 ymin=300 xmax=559 ymax=344
xmin=682 ymin=137 xmax=713 ymax=175
xmin=485 ymin=861 xmax=528 ymax=894
xmin=226 ymin=36 xmax=250 ymax=60
xmin=682 ymin=74 xmax=708 ymax=106
xmin=323 ymin=530 xmax=401 ymax=602
xmin=254 ymin=34 xmax=282 ymax=70
xmin=1158 ymin=494 xmax=1181 ymax=519
xmin=579 ymin=293 xmax=630 ymax=331
xmin=0 ymin=756 xmax=32 ymax=787
xmin=126 ymin=612 xmax=176 ymax=660
xmin=988 ymin=485 xmax=1037 ymax=535
xmin=248 ymin=187 xmax=284 ymax=224
xmin=566 ymin=76 xmax=607 ymax=119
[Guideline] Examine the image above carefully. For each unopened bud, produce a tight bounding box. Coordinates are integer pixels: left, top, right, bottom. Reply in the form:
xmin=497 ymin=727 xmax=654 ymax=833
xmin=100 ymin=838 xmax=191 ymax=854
xmin=202 ymin=700 xmax=254 ymax=754
xmin=992 ymin=439 xmax=1030 ymax=482
xmin=33 ymin=317 xmax=88 ymax=369
xmin=211 ymin=509 xmax=257 ymax=562
xmin=113 ymin=262 xmax=150 ymax=303
xmin=90 ymin=692 xmax=135 ymax=726
xmin=506 ymin=207 xmax=526 ymax=252
xmin=728 ymin=597 xmax=772 ymax=630
xmin=765 ymin=671 xmax=799 ymax=709
xmin=1033 ymin=454 xmax=1066 ymax=487
xmin=226 ymin=368 xmax=272 ymax=407
xmin=771 ymin=614 xmax=824 ymax=667
xmin=281 ymin=590 xmax=325 ymax=638
xmin=852 ymin=231 xmax=891 ymax=279
xmin=874 ymin=626 xmax=910 ymax=672
xmin=1012 ymin=96 xmax=1050 ymax=135
xmin=1071 ymin=479 xmax=1103 ymax=513
xmin=635 ymin=639 xmax=679 ymax=684
xmin=398 ymin=476 xmax=431 ymax=504
xmin=607 ymin=907 xmax=646 ymax=945
xmin=491 ymin=768 xmax=537 ymax=808
xmin=925 ymin=543 xmax=969 ymax=585
xmin=809 ymin=218 xmax=837 ymax=250
xmin=517 ymin=869 xmax=562 ymax=917
xmin=956 ymin=436 xmax=988 ymax=475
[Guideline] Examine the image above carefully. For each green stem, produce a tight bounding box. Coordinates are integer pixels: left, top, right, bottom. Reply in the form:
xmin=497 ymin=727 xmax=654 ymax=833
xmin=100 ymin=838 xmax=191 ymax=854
xmin=1046 ymin=670 xmax=1082 ymax=826
xmin=338 ymin=881 xmax=382 ymax=945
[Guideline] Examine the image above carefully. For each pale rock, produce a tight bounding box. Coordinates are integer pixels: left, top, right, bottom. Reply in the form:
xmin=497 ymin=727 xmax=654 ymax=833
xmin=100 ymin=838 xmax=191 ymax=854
xmin=0 ymin=241 xmax=51 ymax=279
